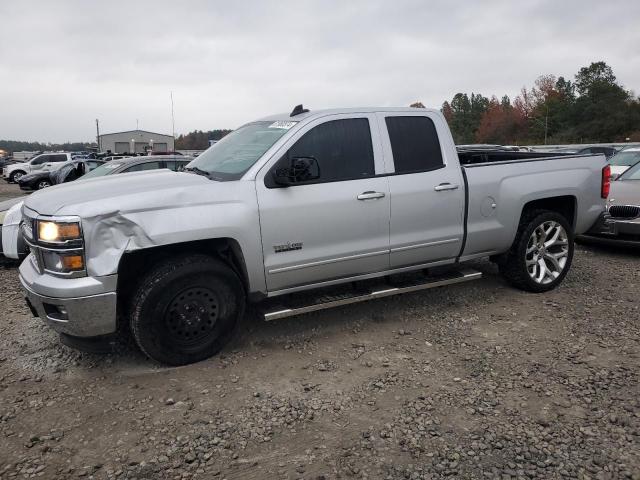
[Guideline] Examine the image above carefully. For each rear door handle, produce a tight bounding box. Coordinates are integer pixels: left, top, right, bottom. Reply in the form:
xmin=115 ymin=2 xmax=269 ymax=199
xmin=357 ymin=191 xmax=386 ymax=200
xmin=434 ymin=183 xmax=459 ymax=192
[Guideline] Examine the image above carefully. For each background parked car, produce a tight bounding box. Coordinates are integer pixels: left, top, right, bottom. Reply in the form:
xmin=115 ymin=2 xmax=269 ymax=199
xmin=17 ymin=159 xmax=105 ymax=190
xmin=609 ymin=147 xmax=640 ymax=177
xmin=580 ymin=160 xmax=640 ymax=246
xmin=2 ymin=152 xmax=73 ymax=183
xmin=0 ymin=197 xmax=26 ymax=261
xmin=102 ymin=155 xmax=131 ymax=162
xmin=0 ymin=157 xmax=18 ymax=169
xmin=575 ymin=146 xmax=618 ymax=159
xmin=80 ymin=155 xmax=192 ymax=179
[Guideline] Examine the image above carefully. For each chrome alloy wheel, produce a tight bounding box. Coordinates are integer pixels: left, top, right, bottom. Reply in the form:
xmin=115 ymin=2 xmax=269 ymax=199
xmin=526 ymin=221 xmax=569 ymax=284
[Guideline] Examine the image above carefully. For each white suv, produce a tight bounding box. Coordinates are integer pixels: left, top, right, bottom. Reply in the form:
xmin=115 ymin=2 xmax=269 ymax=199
xmin=3 ymin=152 xmax=73 ymax=183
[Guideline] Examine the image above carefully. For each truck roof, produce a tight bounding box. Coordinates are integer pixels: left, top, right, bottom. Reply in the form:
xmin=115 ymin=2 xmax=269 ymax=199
xmin=256 ymin=106 xmax=440 ymax=123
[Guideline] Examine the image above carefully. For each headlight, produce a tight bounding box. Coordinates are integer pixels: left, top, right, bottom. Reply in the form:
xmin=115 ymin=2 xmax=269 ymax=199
xmin=37 ymin=220 xmax=82 ymax=243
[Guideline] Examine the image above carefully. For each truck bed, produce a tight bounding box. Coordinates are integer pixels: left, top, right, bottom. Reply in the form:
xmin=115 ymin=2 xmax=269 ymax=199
xmin=459 ymin=152 xmax=606 ymax=261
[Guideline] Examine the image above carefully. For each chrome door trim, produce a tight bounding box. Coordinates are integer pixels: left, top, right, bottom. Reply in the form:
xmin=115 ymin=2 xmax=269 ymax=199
xmin=390 ymin=238 xmax=460 ymax=253
xmin=268 ymin=249 xmax=390 ymax=275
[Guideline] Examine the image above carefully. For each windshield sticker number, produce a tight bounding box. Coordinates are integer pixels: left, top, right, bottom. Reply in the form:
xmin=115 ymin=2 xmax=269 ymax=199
xmin=269 ymin=121 xmax=297 ymax=130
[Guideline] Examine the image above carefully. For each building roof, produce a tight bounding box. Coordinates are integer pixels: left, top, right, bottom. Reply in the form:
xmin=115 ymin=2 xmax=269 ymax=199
xmin=99 ymin=129 xmax=174 ymax=138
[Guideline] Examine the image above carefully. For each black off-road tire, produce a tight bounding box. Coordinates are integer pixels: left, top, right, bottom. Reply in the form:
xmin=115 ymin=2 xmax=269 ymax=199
xmin=498 ymin=209 xmax=574 ymax=293
xmin=130 ymin=254 xmax=245 ymax=365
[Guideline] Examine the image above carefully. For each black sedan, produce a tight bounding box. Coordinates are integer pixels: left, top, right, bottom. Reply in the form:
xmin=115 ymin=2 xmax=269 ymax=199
xmin=17 ymin=160 xmax=105 ymax=191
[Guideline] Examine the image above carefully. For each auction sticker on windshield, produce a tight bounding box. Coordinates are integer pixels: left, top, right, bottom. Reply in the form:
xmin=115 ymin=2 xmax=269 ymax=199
xmin=268 ymin=121 xmax=297 ymax=129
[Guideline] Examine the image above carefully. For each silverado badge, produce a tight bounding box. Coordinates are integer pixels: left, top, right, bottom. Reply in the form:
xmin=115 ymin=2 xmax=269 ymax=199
xmin=274 ymin=242 xmax=303 ymax=253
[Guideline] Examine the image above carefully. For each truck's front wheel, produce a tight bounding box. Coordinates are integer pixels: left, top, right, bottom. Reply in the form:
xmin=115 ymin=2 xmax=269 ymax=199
xmin=499 ymin=210 xmax=574 ymax=292
xmin=130 ymin=255 xmax=245 ymax=365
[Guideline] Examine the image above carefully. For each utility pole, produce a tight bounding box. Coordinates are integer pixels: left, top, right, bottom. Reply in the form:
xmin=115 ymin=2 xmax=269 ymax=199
xmin=95 ymin=119 xmax=101 ymax=151
xmin=170 ymin=91 xmax=176 ymax=139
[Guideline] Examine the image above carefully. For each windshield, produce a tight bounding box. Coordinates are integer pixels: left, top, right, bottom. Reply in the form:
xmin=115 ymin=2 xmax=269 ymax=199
xmin=619 ymin=161 xmax=640 ymax=180
xmin=80 ymin=162 xmax=122 ymax=179
xmin=186 ymin=121 xmax=296 ymax=180
xmin=610 ymin=150 xmax=640 ymax=167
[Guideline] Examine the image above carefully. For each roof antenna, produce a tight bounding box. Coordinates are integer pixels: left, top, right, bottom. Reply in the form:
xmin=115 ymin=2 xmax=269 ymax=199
xmin=290 ymin=104 xmax=309 ymax=117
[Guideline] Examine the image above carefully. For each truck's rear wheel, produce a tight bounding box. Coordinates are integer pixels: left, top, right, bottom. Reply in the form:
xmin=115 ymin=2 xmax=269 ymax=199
xmin=499 ymin=210 xmax=574 ymax=292
xmin=130 ymin=254 xmax=245 ymax=365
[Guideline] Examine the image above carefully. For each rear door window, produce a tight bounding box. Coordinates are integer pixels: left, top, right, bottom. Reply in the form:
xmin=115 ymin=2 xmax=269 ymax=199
xmin=51 ymin=154 xmax=68 ymax=162
xmin=122 ymin=161 xmax=162 ymax=173
xmin=385 ymin=116 xmax=444 ymax=174
xmin=164 ymin=160 xmax=189 ymax=172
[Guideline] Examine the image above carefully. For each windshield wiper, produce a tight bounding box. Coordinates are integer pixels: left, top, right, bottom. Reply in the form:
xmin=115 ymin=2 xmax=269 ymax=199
xmin=185 ymin=166 xmax=215 ymax=179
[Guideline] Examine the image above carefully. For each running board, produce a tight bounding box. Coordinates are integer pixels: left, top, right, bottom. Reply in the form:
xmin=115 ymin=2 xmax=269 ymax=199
xmin=262 ymin=268 xmax=482 ymax=321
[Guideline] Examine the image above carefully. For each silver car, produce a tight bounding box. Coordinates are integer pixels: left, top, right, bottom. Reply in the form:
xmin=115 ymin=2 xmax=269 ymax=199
xmin=582 ymin=161 xmax=640 ymax=246
xmin=81 ymin=155 xmax=192 ymax=179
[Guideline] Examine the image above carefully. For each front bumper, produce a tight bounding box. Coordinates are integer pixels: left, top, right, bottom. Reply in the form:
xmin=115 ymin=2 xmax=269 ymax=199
xmin=19 ymin=258 xmax=118 ymax=337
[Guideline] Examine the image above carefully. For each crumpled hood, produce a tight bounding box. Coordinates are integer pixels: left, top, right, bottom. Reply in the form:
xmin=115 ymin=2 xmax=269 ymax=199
xmin=22 ymin=169 xmax=257 ymax=278
xmin=609 ymin=180 xmax=640 ymax=207
xmin=24 ymin=170 xmax=210 ymax=216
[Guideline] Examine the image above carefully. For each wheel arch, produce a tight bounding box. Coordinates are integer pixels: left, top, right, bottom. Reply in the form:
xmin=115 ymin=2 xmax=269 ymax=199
xmin=117 ymin=238 xmax=253 ymax=312
xmin=520 ymin=195 xmax=577 ymax=230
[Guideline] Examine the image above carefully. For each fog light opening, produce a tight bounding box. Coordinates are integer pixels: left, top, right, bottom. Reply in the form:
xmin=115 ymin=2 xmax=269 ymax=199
xmin=43 ymin=303 xmax=69 ymax=321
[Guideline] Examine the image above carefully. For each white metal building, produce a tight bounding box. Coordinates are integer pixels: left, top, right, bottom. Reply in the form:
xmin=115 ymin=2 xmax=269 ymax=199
xmin=98 ymin=130 xmax=174 ymax=154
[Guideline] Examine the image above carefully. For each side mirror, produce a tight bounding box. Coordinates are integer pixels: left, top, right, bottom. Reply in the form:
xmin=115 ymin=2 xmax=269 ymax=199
xmin=272 ymin=156 xmax=320 ymax=186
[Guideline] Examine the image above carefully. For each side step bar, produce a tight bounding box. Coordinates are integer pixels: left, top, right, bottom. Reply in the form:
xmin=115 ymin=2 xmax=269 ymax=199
xmin=262 ymin=268 xmax=482 ymax=321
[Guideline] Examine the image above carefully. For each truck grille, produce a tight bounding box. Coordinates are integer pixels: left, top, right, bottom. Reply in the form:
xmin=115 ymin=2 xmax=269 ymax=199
xmin=608 ymin=205 xmax=640 ymax=219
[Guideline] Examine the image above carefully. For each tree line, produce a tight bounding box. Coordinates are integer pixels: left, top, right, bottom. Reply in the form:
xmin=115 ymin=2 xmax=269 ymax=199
xmin=174 ymin=129 xmax=232 ymax=150
xmin=0 ymin=129 xmax=233 ymax=154
xmin=438 ymin=61 xmax=640 ymax=145
xmin=0 ymin=140 xmax=89 ymax=153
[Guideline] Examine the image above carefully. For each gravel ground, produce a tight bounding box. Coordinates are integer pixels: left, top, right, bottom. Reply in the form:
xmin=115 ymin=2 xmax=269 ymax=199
xmin=0 ymin=189 xmax=638 ymax=478
xmin=0 ymin=181 xmax=27 ymax=202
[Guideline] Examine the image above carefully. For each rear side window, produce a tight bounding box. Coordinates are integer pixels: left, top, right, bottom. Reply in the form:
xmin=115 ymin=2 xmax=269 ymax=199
xmin=286 ymin=118 xmax=375 ymax=183
xmin=123 ymin=161 xmax=162 ymax=173
xmin=385 ymin=116 xmax=444 ymax=173
xmin=52 ymin=154 xmax=68 ymax=162
xmin=165 ymin=160 xmax=190 ymax=172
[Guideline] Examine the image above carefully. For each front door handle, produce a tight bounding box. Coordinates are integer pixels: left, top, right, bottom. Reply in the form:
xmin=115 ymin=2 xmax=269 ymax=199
xmin=434 ymin=183 xmax=459 ymax=192
xmin=357 ymin=191 xmax=386 ymax=201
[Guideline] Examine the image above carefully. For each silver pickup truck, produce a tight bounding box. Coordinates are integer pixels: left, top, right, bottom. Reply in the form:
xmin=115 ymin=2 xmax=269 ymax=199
xmin=18 ymin=107 xmax=609 ymax=365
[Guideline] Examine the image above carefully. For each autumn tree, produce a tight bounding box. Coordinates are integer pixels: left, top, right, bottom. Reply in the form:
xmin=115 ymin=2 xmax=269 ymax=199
xmin=442 ymin=93 xmax=489 ymax=144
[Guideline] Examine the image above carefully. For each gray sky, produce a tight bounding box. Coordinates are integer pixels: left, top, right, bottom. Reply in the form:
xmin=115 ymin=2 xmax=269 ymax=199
xmin=1 ymin=0 xmax=639 ymax=143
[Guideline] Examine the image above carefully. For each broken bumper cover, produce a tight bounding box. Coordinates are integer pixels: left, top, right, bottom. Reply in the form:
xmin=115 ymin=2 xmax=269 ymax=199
xmin=578 ymin=213 xmax=640 ymax=246
xmin=19 ymin=257 xmax=118 ymax=337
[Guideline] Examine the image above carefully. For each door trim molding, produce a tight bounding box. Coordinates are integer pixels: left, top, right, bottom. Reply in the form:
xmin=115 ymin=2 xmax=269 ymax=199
xmin=267 ymin=256 xmax=457 ymax=297
xmin=268 ymin=249 xmax=389 ymax=275
xmin=390 ymin=238 xmax=459 ymax=253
